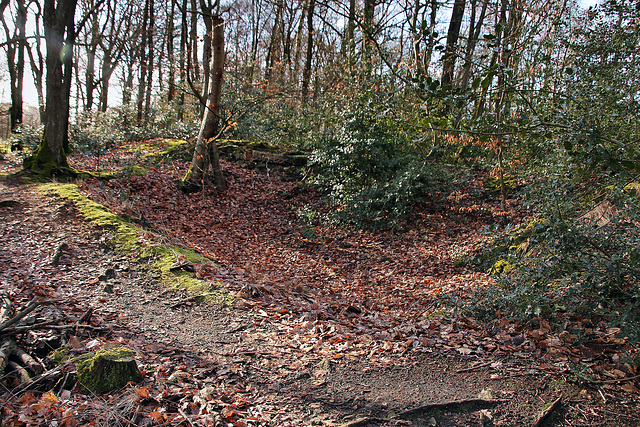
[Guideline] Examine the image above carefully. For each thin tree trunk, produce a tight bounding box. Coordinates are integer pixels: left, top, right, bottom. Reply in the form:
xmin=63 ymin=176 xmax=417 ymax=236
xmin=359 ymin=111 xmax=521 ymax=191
xmin=180 ymin=16 xmax=226 ymax=193
xmin=301 ymin=0 xmax=315 ymax=102
xmin=136 ymin=0 xmax=150 ymax=124
xmin=144 ymin=0 xmax=155 ymax=121
xmin=190 ymin=0 xmax=199 ymax=80
xmin=167 ymin=0 xmax=176 ymax=102
xmin=441 ymin=0 xmax=466 ymax=86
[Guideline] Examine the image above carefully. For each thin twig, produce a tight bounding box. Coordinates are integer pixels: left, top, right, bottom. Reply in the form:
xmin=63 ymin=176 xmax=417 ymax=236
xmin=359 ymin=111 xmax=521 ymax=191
xmin=590 ymin=373 xmax=640 ymax=384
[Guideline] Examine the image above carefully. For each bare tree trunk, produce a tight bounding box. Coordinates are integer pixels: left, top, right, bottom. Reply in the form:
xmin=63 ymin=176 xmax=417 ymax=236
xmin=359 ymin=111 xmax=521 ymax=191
xmin=136 ymin=0 xmax=150 ymax=124
xmin=441 ymin=0 xmax=466 ymax=87
xmin=167 ymin=0 xmax=176 ymax=102
xmin=144 ymin=0 xmax=155 ymax=121
xmin=301 ymin=0 xmax=315 ymax=102
xmin=423 ymin=0 xmax=438 ymax=71
xmin=362 ymin=0 xmax=376 ymax=71
xmin=24 ymin=0 xmax=78 ymax=175
xmin=190 ymin=0 xmax=200 ymax=80
xmin=180 ymin=16 xmax=226 ymax=193
xmin=177 ymin=0 xmax=188 ymax=120
xmin=1 ymin=0 xmax=26 ymax=132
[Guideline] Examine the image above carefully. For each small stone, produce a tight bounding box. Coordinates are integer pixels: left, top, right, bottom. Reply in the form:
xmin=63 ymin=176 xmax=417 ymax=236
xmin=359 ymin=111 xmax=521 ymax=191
xmin=102 ymin=283 xmax=114 ymax=293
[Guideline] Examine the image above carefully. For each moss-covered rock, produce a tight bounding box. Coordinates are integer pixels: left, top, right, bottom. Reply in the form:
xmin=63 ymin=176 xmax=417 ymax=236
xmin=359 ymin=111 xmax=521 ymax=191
xmin=76 ymin=346 xmax=142 ymax=393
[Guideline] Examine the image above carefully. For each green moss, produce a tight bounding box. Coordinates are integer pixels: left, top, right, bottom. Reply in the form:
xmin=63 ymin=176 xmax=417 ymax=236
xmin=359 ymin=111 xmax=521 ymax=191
xmin=491 ymin=259 xmax=513 ymax=275
xmin=76 ymin=346 xmax=142 ymax=393
xmin=119 ymin=165 xmax=148 ymax=177
xmin=38 ymin=183 xmax=231 ymax=300
xmin=49 ymin=348 xmax=69 ymax=364
xmin=548 ymin=379 xmax=581 ymax=397
xmin=482 ymin=175 xmax=521 ymax=193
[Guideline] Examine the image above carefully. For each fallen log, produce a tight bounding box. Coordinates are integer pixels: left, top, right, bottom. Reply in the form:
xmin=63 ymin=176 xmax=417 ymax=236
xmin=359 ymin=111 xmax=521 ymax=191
xmin=0 ymin=338 xmax=17 ymax=375
xmin=0 ymin=291 xmax=14 ymax=323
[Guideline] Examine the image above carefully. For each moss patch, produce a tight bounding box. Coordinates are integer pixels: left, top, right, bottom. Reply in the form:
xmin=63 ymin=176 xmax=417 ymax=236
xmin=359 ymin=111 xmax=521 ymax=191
xmin=76 ymin=346 xmax=142 ymax=393
xmin=37 ymin=183 xmax=226 ymax=297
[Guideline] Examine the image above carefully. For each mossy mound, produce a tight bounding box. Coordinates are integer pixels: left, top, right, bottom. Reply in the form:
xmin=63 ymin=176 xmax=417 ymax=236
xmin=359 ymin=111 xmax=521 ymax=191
xmin=76 ymin=346 xmax=142 ymax=393
xmin=38 ymin=183 xmax=231 ymax=300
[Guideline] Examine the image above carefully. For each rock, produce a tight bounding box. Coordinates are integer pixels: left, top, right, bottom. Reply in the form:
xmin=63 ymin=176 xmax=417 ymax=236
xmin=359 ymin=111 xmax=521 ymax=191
xmin=76 ymin=346 xmax=142 ymax=393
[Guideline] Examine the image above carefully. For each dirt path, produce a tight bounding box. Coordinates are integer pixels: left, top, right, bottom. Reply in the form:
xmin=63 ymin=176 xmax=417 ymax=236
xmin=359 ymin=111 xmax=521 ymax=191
xmin=1 ymin=179 xmax=636 ymax=426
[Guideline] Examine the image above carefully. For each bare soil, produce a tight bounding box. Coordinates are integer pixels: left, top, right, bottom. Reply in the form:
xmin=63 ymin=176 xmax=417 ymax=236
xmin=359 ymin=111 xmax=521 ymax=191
xmin=1 ymin=178 xmax=639 ymax=426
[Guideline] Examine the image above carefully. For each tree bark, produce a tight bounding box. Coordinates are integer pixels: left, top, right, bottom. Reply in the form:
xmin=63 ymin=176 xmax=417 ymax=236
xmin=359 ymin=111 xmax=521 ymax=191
xmin=24 ymin=0 xmax=77 ymax=175
xmin=180 ymin=15 xmax=226 ymax=193
xmin=1 ymin=0 xmax=26 ymax=132
xmin=441 ymin=0 xmax=466 ymax=87
xmin=301 ymin=0 xmax=315 ymax=103
xmin=136 ymin=0 xmax=150 ymax=124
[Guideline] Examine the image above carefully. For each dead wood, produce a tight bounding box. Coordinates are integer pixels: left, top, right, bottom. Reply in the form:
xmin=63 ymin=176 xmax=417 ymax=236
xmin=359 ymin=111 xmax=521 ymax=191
xmin=532 ymin=395 xmax=562 ymax=427
xmin=0 ymin=291 xmax=13 ymax=323
xmin=10 ymin=362 xmax=70 ymax=395
xmin=51 ymin=242 xmax=69 ymax=266
xmin=14 ymin=346 xmax=44 ymax=375
xmin=0 ymin=338 xmax=17 ymax=375
xmin=0 ymin=298 xmax=53 ymax=333
xmin=8 ymin=360 xmax=32 ymax=384
xmin=339 ymin=398 xmax=509 ymax=426
xmin=1 ymin=322 xmax=109 ymax=336
xmin=77 ymin=307 xmax=93 ymax=324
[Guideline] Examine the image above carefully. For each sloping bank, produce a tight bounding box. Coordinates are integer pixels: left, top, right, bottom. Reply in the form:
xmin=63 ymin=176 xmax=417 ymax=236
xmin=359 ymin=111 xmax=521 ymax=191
xmin=39 ymin=183 xmax=230 ymax=303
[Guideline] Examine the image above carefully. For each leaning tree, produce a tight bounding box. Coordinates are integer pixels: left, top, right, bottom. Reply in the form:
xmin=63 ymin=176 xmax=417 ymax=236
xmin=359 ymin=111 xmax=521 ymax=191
xmin=179 ymin=8 xmax=226 ymax=193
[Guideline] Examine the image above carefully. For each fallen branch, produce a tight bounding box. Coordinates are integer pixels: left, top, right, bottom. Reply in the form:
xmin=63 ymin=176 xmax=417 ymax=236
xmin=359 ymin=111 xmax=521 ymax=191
xmin=532 ymin=396 xmax=562 ymax=427
xmin=8 ymin=360 xmax=32 ymax=384
xmin=0 ymin=338 xmax=17 ymax=375
xmin=0 ymin=298 xmax=58 ymax=333
xmin=14 ymin=347 xmax=43 ymax=375
xmin=0 ymin=291 xmax=13 ymax=324
xmin=10 ymin=362 xmax=71 ymax=395
xmin=590 ymin=373 xmax=640 ymax=384
xmin=1 ymin=322 xmax=108 ymax=337
xmin=51 ymin=242 xmax=69 ymax=266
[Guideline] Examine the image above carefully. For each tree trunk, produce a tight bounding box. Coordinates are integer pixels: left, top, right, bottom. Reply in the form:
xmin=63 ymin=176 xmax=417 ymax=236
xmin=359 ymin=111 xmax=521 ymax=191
xmin=180 ymin=16 xmax=226 ymax=193
xmin=25 ymin=2 xmax=46 ymax=123
xmin=136 ymin=0 xmax=150 ymax=124
xmin=1 ymin=0 xmax=26 ymax=132
xmin=301 ymin=0 xmax=315 ymax=103
xmin=144 ymin=0 xmax=155 ymax=121
xmin=362 ymin=0 xmax=376 ymax=70
xmin=24 ymin=0 xmax=78 ymax=176
xmin=167 ymin=0 xmax=176 ymax=102
xmin=441 ymin=0 xmax=466 ymax=87
xmin=190 ymin=0 xmax=200 ymax=80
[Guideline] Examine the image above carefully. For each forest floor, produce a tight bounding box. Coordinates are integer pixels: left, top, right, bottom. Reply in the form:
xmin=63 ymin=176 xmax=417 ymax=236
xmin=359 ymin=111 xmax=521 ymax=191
xmin=0 ymin=140 xmax=639 ymax=426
